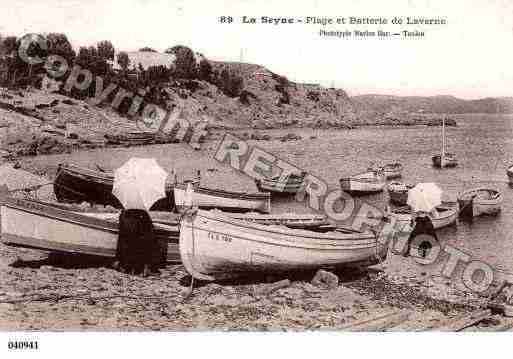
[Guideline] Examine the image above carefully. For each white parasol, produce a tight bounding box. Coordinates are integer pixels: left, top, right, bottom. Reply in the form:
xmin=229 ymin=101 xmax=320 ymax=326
xmin=407 ymin=182 xmax=442 ymax=213
xmin=112 ymin=158 xmax=168 ymax=210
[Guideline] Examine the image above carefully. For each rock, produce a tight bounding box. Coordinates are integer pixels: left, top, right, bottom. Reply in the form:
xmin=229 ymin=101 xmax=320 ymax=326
xmin=311 ymin=269 xmax=339 ymax=289
xmin=254 ymin=279 xmax=291 ymax=296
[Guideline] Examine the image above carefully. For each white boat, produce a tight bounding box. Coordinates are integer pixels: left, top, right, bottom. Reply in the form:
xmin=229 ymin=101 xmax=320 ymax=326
xmin=387 ymin=181 xmax=413 ymax=206
xmin=432 ymin=117 xmax=458 ymax=168
xmin=381 ymin=163 xmax=403 ymax=179
xmin=387 ymin=202 xmax=459 ymax=230
xmin=0 ymin=195 xmax=180 ymax=262
xmin=173 ymin=183 xmax=271 ymax=213
xmin=179 ymin=209 xmax=388 ymax=281
xmin=340 ymin=170 xmax=386 ymax=194
xmin=458 ymin=188 xmax=502 ymax=218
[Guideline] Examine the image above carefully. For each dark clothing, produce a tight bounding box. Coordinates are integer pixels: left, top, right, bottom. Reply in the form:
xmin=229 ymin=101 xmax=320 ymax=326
xmin=117 ymin=209 xmax=162 ymax=274
xmin=404 ymin=215 xmax=439 ymax=257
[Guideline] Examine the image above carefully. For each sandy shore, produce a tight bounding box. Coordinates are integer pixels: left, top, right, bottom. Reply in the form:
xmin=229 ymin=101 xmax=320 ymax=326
xmin=0 ymin=133 xmax=510 ymax=331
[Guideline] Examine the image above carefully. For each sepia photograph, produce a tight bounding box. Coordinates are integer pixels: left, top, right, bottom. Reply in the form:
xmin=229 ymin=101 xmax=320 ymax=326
xmin=0 ymin=0 xmax=512 ymax=356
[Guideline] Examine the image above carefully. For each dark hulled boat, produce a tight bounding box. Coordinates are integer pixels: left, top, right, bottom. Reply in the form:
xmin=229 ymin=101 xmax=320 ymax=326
xmin=54 ymin=163 xmax=270 ymax=213
xmin=54 ymin=163 xmax=173 ymax=211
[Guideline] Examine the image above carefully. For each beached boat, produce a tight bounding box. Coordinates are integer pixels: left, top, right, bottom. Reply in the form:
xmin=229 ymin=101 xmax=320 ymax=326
xmin=0 ymin=195 xmax=180 ymax=262
xmin=54 ymin=163 xmax=173 ymax=210
xmin=255 ymin=171 xmax=306 ymax=195
xmin=83 ymin=211 xmax=329 ymax=230
xmin=387 ymin=181 xmax=413 ymax=206
xmin=381 ymin=163 xmax=403 ymax=179
xmin=387 ymin=201 xmax=459 ymax=230
xmin=105 ymin=131 xmax=155 ymax=146
xmin=507 ymin=165 xmax=513 ymax=185
xmin=227 ymin=212 xmax=329 ymax=229
xmin=55 ymin=163 xmax=269 ymax=213
xmin=179 ymin=209 xmax=388 ymax=281
xmin=432 ymin=117 xmax=458 ymax=168
xmin=340 ymin=170 xmax=386 ymax=194
xmin=173 ymin=184 xmax=271 ymax=213
xmin=458 ymin=188 xmax=502 ymax=218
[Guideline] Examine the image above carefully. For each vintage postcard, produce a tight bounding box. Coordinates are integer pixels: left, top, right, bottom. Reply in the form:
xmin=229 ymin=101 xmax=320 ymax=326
xmin=0 ymin=0 xmax=512 ymax=356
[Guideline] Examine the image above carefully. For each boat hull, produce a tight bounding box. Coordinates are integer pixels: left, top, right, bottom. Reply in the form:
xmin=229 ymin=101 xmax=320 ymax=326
xmin=0 ymin=196 xmax=180 ymax=262
xmin=387 ymin=182 xmax=412 ymax=206
xmin=387 ymin=202 xmax=459 ymax=230
xmin=255 ymin=179 xmax=302 ymax=194
xmin=340 ymin=172 xmax=385 ymax=194
xmin=54 ymin=163 xmax=173 ymax=211
xmin=458 ymin=188 xmax=502 ymax=218
xmin=173 ymin=185 xmax=270 ymax=213
xmin=432 ymin=155 xmax=458 ymax=168
xmin=255 ymin=173 xmax=306 ymax=195
xmin=382 ymin=164 xmax=403 ymax=179
xmin=179 ymin=210 xmax=387 ymax=281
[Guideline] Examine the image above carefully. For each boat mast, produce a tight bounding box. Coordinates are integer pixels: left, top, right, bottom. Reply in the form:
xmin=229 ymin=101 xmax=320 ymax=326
xmin=441 ymin=116 xmax=446 ymax=168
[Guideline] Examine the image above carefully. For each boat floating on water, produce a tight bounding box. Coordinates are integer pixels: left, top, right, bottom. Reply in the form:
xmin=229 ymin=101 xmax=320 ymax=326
xmin=255 ymin=171 xmax=306 ymax=195
xmin=381 ymin=163 xmax=403 ymax=179
xmin=387 ymin=181 xmax=414 ymax=206
xmin=432 ymin=117 xmax=458 ymax=168
xmin=340 ymin=170 xmax=386 ymax=195
xmin=432 ymin=153 xmax=458 ymax=168
xmin=457 ymin=188 xmax=502 ymax=219
xmin=179 ymin=209 xmax=388 ymax=281
xmin=386 ymin=201 xmax=459 ymax=230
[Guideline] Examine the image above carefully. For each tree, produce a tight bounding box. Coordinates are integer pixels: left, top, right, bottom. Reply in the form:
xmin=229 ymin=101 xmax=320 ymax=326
xmin=2 ymin=36 xmax=18 ymax=55
xmin=46 ymin=33 xmax=75 ymax=63
xmin=217 ymin=67 xmax=244 ymax=97
xmin=75 ymin=46 xmax=108 ymax=76
xmin=117 ymin=51 xmax=130 ymax=72
xmin=139 ymin=47 xmax=157 ymax=52
xmin=146 ymin=65 xmax=170 ymax=84
xmin=165 ymin=45 xmax=196 ymax=79
xmin=198 ymin=58 xmax=212 ymax=82
xmin=97 ymin=40 xmax=115 ymax=61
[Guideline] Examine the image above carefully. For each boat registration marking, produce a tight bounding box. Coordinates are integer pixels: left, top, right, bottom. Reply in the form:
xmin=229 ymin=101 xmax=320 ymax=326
xmin=208 ymin=232 xmax=233 ymax=243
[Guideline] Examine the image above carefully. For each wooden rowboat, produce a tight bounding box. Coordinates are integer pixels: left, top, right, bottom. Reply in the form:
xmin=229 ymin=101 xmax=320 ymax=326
xmin=255 ymin=171 xmax=306 ymax=195
xmin=179 ymin=209 xmax=388 ymax=281
xmin=458 ymin=188 xmax=502 ymax=219
xmin=0 ymin=195 xmax=180 ymax=262
xmin=104 ymin=131 xmax=155 ymax=146
xmin=55 ymin=163 xmax=270 ymax=213
xmin=82 ymin=211 xmax=329 ymax=230
xmin=340 ymin=170 xmax=386 ymax=194
xmin=227 ymin=212 xmax=329 ymax=229
xmin=381 ymin=163 xmax=403 ymax=179
xmin=387 ymin=201 xmax=459 ymax=230
xmin=173 ymin=183 xmax=270 ymax=213
xmin=387 ymin=181 xmax=413 ymax=206
xmin=54 ymin=163 xmax=173 ymax=210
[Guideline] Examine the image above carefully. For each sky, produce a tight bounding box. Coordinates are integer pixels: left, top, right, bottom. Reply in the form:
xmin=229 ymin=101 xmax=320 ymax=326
xmin=1 ymin=0 xmax=512 ymax=99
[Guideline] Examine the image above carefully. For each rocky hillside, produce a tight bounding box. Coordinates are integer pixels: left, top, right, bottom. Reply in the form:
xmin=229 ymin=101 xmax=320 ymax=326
xmin=352 ymin=94 xmax=513 ymax=115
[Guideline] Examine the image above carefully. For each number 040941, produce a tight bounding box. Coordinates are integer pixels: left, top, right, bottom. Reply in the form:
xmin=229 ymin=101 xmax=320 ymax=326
xmin=8 ymin=341 xmax=39 ymax=350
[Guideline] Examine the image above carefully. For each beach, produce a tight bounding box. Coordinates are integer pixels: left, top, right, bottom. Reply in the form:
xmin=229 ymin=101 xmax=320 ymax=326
xmin=1 ymin=114 xmax=513 ymax=330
